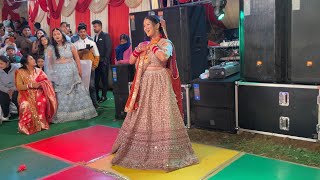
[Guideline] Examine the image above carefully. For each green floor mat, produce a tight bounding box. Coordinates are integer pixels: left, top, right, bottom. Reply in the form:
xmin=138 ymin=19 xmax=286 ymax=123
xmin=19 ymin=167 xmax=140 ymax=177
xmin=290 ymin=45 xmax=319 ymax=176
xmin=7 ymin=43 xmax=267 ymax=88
xmin=209 ymin=154 xmax=320 ymax=180
xmin=0 ymin=147 xmax=70 ymax=180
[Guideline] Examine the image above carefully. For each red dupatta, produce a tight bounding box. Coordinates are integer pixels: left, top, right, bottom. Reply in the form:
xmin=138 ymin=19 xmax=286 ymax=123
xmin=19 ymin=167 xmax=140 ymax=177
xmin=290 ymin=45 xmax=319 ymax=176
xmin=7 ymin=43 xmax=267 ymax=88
xmin=35 ymin=70 xmax=58 ymax=123
xmin=124 ymin=39 xmax=184 ymax=119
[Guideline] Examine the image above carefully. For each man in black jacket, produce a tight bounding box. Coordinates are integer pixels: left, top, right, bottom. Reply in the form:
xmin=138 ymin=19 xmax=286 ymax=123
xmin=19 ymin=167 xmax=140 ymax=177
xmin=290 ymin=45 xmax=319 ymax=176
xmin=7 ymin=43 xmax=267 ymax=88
xmin=92 ymin=20 xmax=112 ymax=103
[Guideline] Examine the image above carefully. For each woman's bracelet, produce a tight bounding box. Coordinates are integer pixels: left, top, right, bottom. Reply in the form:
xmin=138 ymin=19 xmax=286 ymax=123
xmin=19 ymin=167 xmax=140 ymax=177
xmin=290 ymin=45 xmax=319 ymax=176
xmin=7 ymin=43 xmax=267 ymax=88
xmin=133 ymin=49 xmax=141 ymax=57
xmin=152 ymin=46 xmax=159 ymax=54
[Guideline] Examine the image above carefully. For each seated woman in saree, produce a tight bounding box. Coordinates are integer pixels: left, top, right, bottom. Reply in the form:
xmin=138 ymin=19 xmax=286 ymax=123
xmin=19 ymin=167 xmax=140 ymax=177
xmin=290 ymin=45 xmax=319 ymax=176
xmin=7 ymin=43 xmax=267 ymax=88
xmin=15 ymin=54 xmax=57 ymax=135
xmin=45 ymin=28 xmax=97 ymax=123
xmin=111 ymin=15 xmax=199 ymax=171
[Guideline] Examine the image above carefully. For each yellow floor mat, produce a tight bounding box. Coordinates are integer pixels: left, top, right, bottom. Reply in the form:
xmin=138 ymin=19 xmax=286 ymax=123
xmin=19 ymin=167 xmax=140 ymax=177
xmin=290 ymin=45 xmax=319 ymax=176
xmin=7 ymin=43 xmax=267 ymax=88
xmin=87 ymin=143 xmax=240 ymax=180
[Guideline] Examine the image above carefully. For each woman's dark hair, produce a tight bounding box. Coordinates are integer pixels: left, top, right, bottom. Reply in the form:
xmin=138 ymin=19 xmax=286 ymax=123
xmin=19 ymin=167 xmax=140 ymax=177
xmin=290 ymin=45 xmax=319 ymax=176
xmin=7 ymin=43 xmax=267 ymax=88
xmin=20 ymin=54 xmax=31 ymax=69
xmin=0 ymin=55 xmax=10 ymax=63
xmin=51 ymin=28 xmax=67 ymax=59
xmin=34 ymin=22 xmax=41 ymax=29
xmin=36 ymin=29 xmax=47 ymax=39
xmin=144 ymin=15 xmax=165 ymax=40
xmin=38 ymin=35 xmax=50 ymax=56
xmin=120 ymin=34 xmax=130 ymax=42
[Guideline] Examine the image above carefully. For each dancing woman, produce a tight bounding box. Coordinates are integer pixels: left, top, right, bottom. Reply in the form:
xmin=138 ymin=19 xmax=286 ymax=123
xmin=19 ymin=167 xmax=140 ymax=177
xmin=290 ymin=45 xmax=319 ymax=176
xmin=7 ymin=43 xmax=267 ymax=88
xmin=111 ymin=15 xmax=199 ymax=171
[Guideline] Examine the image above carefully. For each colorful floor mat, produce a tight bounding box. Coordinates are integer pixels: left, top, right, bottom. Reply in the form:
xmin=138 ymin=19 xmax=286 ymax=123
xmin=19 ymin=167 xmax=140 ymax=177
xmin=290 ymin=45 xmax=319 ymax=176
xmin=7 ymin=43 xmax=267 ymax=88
xmin=2 ymin=125 xmax=320 ymax=180
xmin=208 ymin=154 xmax=320 ymax=180
xmin=87 ymin=143 xmax=240 ymax=180
xmin=25 ymin=125 xmax=119 ymax=163
xmin=41 ymin=166 xmax=119 ymax=180
xmin=0 ymin=147 xmax=70 ymax=180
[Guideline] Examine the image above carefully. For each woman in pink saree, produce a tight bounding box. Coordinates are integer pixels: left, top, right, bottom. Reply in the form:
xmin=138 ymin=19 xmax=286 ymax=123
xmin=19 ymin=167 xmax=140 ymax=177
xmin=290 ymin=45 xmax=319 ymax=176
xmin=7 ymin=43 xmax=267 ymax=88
xmin=15 ymin=54 xmax=57 ymax=135
xmin=111 ymin=15 xmax=198 ymax=171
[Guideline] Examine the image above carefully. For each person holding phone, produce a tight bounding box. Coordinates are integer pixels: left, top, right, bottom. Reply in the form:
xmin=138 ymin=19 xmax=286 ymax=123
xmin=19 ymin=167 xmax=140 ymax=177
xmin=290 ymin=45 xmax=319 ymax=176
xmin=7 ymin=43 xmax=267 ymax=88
xmin=74 ymin=24 xmax=100 ymax=108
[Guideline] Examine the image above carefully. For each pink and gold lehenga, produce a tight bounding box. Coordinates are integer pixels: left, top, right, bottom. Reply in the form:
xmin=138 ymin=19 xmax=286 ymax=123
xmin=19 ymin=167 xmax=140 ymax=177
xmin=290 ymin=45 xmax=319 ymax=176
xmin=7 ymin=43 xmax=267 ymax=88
xmin=15 ymin=68 xmax=57 ymax=135
xmin=111 ymin=38 xmax=199 ymax=171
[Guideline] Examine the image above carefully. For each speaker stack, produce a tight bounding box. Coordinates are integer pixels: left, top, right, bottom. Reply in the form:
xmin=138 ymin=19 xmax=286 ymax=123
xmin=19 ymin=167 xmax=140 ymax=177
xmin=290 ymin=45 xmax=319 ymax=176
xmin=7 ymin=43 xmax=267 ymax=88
xmin=111 ymin=64 xmax=135 ymax=119
xmin=237 ymin=0 xmax=320 ymax=141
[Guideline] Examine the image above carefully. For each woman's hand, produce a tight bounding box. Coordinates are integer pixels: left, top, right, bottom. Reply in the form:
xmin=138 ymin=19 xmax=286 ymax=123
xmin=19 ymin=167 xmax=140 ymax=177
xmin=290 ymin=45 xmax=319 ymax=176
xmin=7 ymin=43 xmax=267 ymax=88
xmin=32 ymin=82 xmax=41 ymax=88
xmin=8 ymin=90 xmax=14 ymax=99
xmin=138 ymin=43 xmax=148 ymax=52
xmin=78 ymin=67 xmax=82 ymax=77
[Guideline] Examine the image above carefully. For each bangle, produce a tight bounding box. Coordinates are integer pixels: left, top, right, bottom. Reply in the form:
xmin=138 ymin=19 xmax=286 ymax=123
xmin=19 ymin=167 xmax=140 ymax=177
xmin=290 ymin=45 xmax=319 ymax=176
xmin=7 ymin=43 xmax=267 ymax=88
xmin=133 ymin=50 xmax=141 ymax=57
xmin=152 ymin=46 xmax=159 ymax=54
xmin=135 ymin=46 xmax=141 ymax=53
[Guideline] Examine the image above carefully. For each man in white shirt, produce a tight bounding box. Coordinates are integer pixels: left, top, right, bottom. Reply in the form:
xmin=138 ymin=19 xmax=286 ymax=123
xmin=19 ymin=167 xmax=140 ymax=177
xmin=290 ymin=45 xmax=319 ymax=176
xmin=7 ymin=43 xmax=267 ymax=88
xmin=74 ymin=24 xmax=100 ymax=108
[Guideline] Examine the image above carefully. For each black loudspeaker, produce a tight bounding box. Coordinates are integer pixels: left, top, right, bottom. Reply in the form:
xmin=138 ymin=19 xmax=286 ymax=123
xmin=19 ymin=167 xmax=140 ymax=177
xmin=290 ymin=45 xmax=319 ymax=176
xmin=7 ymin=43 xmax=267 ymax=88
xmin=130 ymin=5 xmax=208 ymax=83
xmin=241 ymin=0 xmax=289 ymax=82
xmin=114 ymin=94 xmax=129 ymax=119
xmin=111 ymin=64 xmax=135 ymax=94
xmin=191 ymin=74 xmax=240 ymax=133
xmin=287 ymin=0 xmax=320 ymax=84
xmin=111 ymin=64 xmax=135 ymax=119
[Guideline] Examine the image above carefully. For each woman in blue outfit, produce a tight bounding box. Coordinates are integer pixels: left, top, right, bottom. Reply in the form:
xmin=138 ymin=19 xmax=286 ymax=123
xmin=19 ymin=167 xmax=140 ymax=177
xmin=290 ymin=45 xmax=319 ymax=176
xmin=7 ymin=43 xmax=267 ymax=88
xmin=45 ymin=28 xmax=97 ymax=123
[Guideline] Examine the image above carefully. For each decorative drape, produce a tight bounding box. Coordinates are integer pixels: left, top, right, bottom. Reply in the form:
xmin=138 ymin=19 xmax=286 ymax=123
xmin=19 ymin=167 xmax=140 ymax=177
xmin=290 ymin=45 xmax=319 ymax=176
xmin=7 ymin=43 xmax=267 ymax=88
xmin=129 ymin=0 xmax=150 ymax=13
xmin=90 ymin=4 xmax=108 ymax=34
xmin=89 ymin=0 xmax=109 ymax=13
xmin=5 ymin=0 xmax=21 ymax=9
xmin=61 ymin=0 xmax=78 ymax=17
xmin=109 ymin=0 xmax=125 ymax=7
xmin=49 ymin=13 xmax=62 ymax=34
xmin=38 ymin=0 xmax=49 ymax=12
xmin=108 ymin=3 xmax=129 ymax=64
xmin=125 ymin=0 xmax=142 ymax=8
xmin=2 ymin=0 xmax=21 ymax=21
xmin=75 ymin=0 xmax=93 ymax=13
xmin=48 ymin=0 xmax=65 ymax=19
xmin=75 ymin=4 xmax=91 ymax=35
xmin=0 ymin=1 xmax=3 ymax=22
xmin=29 ymin=1 xmax=39 ymax=23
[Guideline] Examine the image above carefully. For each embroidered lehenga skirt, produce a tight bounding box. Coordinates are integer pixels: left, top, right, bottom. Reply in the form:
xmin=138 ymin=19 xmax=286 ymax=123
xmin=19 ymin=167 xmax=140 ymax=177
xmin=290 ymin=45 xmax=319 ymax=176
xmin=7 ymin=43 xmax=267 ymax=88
xmin=51 ymin=61 xmax=97 ymax=123
xmin=111 ymin=69 xmax=199 ymax=171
